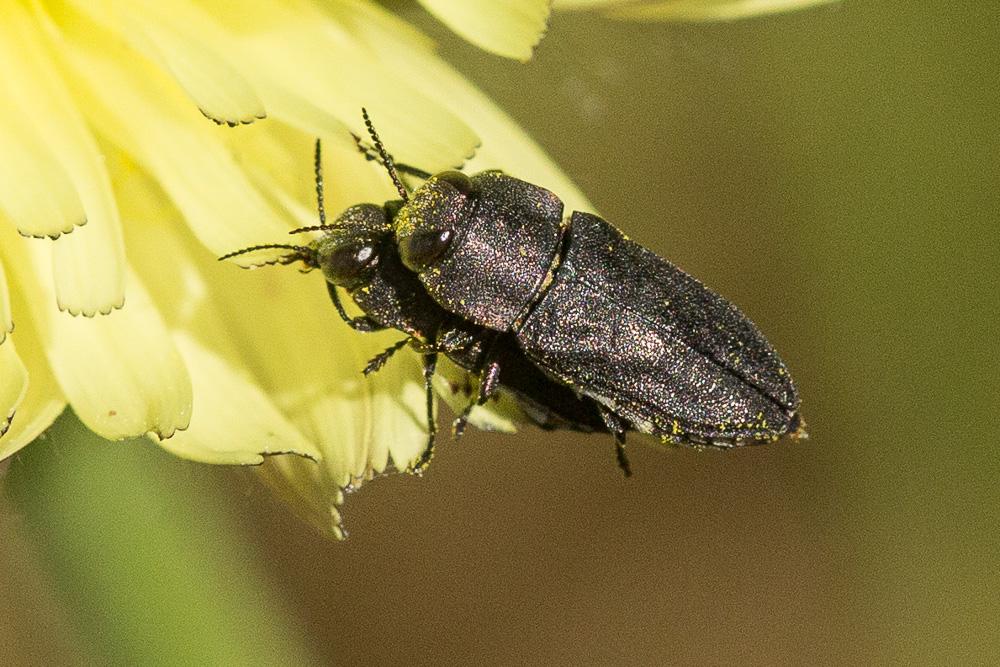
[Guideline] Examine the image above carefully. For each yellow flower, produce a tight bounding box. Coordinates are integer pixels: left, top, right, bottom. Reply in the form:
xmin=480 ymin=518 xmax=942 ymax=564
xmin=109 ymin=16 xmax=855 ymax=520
xmin=0 ymin=0 xmax=827 ymax=537
xmin=0 ymin=0 xmax=591 ymax=538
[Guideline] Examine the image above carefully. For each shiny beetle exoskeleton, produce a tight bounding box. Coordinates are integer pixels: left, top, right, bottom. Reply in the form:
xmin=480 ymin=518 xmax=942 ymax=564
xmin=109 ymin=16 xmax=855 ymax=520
xmin=222 ymin=110 xmax=804 ymax=478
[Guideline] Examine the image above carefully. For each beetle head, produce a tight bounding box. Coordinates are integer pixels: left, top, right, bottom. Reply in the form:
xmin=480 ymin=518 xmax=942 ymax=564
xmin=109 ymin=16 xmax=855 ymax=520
xmin=220 ymin=202 xmax=395 ymax=287
xmin=312 ymin=203 xmax=395 ymax=290
xmin=395 ymin=171 xmax=473 ymax=272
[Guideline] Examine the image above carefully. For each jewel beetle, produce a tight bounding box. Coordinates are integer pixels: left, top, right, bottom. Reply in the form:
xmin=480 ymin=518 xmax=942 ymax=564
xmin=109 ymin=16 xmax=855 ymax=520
xmin=223 ymin=109 xmax=804 ymax=476
xmin=376 ymin=113 xmax=805 ymax=449
xmin=221 ymin=135 xmax=614 ymax=474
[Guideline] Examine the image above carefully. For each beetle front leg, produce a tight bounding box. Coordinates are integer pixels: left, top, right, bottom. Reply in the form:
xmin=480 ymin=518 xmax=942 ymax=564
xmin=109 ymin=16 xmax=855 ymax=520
xmin=366 ymin=324 xmax=476 ymax=376
xmin=326 ymin=282 xmax=384 ymax=332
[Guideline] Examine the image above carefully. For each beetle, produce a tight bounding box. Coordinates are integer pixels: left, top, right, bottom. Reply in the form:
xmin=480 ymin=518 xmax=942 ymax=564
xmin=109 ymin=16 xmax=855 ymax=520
xmin=224 ymin=108 xmax=803 ymax=476
xmin=221 ymin=136 xmax=616 ymax=475
xmin=374 ymin=112 xmax=805 ymax=450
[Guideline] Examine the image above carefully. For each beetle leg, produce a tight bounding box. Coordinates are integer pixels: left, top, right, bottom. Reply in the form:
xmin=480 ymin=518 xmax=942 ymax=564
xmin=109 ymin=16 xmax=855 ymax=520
xmin=437 ymin=328 xmax=476 ymax=352
xmin=598 ymin=407 xmax=633 ymax=478
xmin=452 ymin=352 xmax=502 ymax=439
xmin=363 ymin=337 xmax=412 ymax=375
xmin=408 ymin=338 xmax=450 ymax=355
xmin=408 ymin=329 xmax=476 ymax=356
xmin=351 ymin=133 xmax=433 ymax=181
xmin=326 ymin=282 xmax=384 ymax=332
xmin=411 ymin=351 xmax=438 ymax=475
xmin=364 ymin=329 xmax=470 ymax=375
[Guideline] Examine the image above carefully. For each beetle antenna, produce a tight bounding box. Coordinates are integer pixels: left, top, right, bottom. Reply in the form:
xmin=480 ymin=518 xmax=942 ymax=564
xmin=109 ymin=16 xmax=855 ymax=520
xmin=297 ymin=140 xmax=342 ymax=235
xmin=218 ymin=243 xmax=318 ymax=267
xmin=314 ymin=138 xmax=329 ymax=225
xmin=361 ymin=107 xmax=408 ymax=202
xmin=288 ymin=224 xmax=338 ymax=235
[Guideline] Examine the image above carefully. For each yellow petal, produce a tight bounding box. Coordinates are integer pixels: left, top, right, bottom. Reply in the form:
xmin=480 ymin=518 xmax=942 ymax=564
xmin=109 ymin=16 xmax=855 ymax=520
xmin=257 ymin=452 xmax=348 ymax=538
xmin=0 ymin=336 xmax=64 ymax=462
xmin=433 ymin=358 xmax=518 ymax=434
xmin=67 ymin=0 xmax=266 ymax=126
xmin=606 ymin=0 xmax=839 ymax=21
xmin=222 ymin=120 xmax=401 ymax=228
xmin=109 ymin=161 xmax=321 ymax=465
xmin=0 ymin=4 xmax=126 ymax=316
xmin=369 ymin=353 xmax=436 ymax=473
xmin=417 ymin=0 xmax=551 ymax=61
xmin=257 ymin=353 xmax=428 ymax=540
xmin=552 ymin=0 xmax=629 ymax=8
xmin=0 ymin=104 xmax=86 ymax=239
xmin=338 ymin=1 xmax=595 ymax=213
xmin=45 ymin=14 xmax=289 ymax=262
xmin=25 ymin=234 xmax=193 ymax=440
xmin=154 ymin=333 xmax=321 ymax=465
xmin=49 ymin=224 xmax=127 ymax=317
xmin=0 ymin=231 xmax=66 ymax=459
xmin=294 ymin=388 xmax=372 ymax=489
xmin=0 ymin=256 xmax=12 ymax=345
xmin=200 ymin=0 xmax=479 ymax=172
xmin=0 ymin=342 xmax=28 ymax=441
xmin=111 ymin=159 xmax=421 ymax=487
xmin=49 ymin=279 xmax=192 ymax=440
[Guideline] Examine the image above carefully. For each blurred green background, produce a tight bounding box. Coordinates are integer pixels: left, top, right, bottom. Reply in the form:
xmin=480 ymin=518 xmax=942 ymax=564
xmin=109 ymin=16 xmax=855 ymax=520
xmin=2 ymin=2 xmax=997 ymax=664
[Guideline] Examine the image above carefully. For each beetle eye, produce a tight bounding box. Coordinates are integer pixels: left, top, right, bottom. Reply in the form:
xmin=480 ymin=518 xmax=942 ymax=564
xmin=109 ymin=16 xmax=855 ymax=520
xmin=435 ymin=171 xmax=473 ymax=195
xmin=324 ymin=243 xmax=379 ymax=288
xmin=400 ymin=229 xmax=454 ymax=271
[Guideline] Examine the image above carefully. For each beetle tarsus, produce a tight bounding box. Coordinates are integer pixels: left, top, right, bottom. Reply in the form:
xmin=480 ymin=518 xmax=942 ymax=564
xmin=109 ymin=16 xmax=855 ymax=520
xmin=364 ymin=337 xmax=411 ymax=375
xmin=598 ymin=406 xmax=632 ymax=477
xmin=615 ymin=441 xmax=633 ymax=478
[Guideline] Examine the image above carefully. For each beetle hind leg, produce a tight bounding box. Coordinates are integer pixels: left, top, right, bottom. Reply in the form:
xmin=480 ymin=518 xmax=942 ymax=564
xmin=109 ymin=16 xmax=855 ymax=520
xmin=598 ymin=407 xmax=633 ymax=478
xmin=452 ymin=358 xmax=502 ymax=439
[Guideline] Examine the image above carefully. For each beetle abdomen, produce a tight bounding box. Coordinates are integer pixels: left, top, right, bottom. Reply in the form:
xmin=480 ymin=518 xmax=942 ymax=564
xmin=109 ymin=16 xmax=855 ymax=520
xmin=517 ymin=212 xmax=799 ymax=443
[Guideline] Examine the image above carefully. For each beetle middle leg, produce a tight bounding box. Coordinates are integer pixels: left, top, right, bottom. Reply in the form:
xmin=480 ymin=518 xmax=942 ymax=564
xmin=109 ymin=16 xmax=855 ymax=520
xmin=363 ymin=327 xmax=475 ymax=376
xmin=598 ymin=407 xmax=633 ymax=478
xmin=363 ymin=337 xmax=412 ymax=375
xmin=411 ymin=351 xmax=438 ymax=475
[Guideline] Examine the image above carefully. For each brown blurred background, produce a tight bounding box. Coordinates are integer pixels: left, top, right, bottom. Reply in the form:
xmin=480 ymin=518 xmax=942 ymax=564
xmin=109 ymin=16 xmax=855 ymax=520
xmin=3 ymin=1 xmax=998 ymax=664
